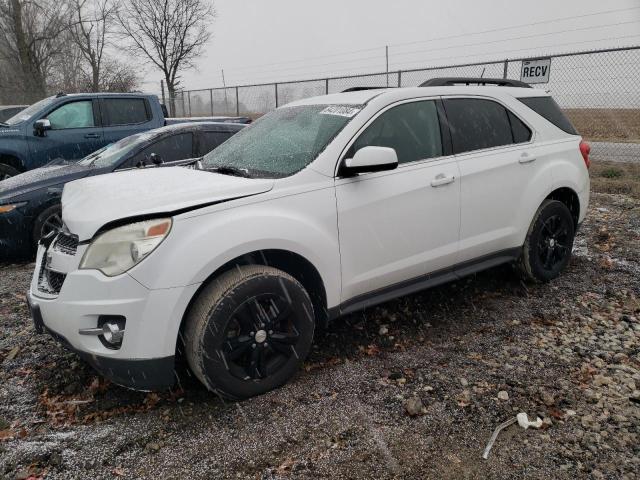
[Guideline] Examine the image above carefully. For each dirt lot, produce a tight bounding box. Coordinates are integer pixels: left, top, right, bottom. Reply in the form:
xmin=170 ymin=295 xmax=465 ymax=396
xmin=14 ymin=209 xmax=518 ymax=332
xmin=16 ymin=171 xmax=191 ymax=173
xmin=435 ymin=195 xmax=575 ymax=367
xmin=1 ymin=167 xmax=639 ymax=480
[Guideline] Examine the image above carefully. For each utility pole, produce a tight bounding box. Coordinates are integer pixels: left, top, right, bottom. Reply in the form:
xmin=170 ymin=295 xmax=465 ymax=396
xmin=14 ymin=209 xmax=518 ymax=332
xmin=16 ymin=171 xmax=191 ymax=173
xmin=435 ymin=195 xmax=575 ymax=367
xmin=222 ymin=69 xmax=229 ymax=114
xmin=385 ymin=45 xmax=389 ymax=87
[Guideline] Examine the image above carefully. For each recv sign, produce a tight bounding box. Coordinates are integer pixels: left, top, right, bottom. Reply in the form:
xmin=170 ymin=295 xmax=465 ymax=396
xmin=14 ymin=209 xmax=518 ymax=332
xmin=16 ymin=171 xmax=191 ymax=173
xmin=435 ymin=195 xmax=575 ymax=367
xmin=520 ymin=58 xmax=551 ymax=84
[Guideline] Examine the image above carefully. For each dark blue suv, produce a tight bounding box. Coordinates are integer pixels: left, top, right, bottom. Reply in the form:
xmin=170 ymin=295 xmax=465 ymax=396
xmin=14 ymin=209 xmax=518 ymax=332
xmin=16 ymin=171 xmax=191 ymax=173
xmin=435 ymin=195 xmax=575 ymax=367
xmin=0 ymin=93 xmax=168 ymax=180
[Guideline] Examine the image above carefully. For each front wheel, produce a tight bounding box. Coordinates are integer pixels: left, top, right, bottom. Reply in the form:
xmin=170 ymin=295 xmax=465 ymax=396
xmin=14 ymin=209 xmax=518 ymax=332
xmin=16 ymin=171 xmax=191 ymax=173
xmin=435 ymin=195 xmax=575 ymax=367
xmin=33 ymin=205 xmax=63 ymax=247
xmin=0 ymin=163 xmax=20 ymax=181
xmin=519 ymin=199 xmax=575 ymax=282
xmin=184 ymin=265 xmax=315 ymax=400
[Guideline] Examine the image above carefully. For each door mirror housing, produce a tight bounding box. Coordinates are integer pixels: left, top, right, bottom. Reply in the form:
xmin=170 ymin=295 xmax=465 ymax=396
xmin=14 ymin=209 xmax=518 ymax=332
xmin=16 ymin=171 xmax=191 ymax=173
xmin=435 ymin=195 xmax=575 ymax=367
xmin=341 ymin=146 xmax=398 ymax=176
xmin=33 ymin=119 xmax=51 ymax=137
xmin=149 ymin=152 xmax=163 ymax=166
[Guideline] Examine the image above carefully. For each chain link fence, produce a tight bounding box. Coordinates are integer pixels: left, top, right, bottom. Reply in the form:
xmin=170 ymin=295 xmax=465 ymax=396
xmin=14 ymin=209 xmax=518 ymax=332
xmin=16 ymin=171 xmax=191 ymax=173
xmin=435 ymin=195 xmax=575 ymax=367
xmin=168 ymin=46 xmax=640 ymax=162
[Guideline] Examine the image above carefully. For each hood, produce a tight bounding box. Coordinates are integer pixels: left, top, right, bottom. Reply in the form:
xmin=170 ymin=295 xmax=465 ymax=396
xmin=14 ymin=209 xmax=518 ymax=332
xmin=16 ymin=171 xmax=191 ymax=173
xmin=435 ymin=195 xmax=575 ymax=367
xmin=62 ymin=166 xmax=275 ymax=240
xmin=0 ymin=164 xmax=93 ymax=201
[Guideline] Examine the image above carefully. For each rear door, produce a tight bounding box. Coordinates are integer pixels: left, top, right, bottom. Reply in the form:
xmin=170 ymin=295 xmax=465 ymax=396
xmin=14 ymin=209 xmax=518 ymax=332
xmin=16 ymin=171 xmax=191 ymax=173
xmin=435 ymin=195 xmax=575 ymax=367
xmin=335 ymin=98 xmax=460 ymax=304
xmin=443 ymin=96 xmax=546 ymax=263
xmin=100 ymin=97 xmax=156 ymax=145
xmin=28 ymin=98 xmax=104 ymax=164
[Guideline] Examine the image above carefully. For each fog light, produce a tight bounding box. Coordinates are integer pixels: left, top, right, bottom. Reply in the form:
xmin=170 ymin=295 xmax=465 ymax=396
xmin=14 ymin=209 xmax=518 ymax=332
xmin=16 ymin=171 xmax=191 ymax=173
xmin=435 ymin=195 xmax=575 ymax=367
xmin=102 ymin=322 xmax=124 ymax=345
xmin=78 ymin=315 xmax=126 ymax=349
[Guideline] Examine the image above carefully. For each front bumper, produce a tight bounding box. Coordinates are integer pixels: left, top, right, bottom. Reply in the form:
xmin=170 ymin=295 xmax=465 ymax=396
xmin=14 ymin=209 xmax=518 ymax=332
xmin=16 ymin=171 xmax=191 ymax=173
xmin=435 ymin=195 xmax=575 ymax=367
xmin=28 ymin=294 xmax=174 ymax=390
xmin=27 ymin=239 xmax=200 ymax=391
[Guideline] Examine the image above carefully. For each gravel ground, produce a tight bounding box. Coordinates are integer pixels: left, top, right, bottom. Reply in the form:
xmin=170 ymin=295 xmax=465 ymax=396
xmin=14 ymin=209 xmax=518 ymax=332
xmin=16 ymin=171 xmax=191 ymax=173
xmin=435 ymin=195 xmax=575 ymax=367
xmin=1 ymin=191 xmax=639 ymax=480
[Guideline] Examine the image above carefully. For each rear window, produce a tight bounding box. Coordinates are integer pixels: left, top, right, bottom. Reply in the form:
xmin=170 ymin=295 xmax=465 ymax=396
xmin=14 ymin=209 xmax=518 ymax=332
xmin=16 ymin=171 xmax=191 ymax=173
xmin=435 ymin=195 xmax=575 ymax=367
xmin=103 ymin=98 xmax=150 ymax=126
xmin=518 ymin=96 xmax=577 ymax=135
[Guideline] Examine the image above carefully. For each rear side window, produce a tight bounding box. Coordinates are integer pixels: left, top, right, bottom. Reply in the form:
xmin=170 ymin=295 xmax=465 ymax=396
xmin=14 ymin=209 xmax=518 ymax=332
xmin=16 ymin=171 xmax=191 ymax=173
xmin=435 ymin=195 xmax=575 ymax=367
xmin=348 ymin=100 xmax=443 ymax=164
xmin=518 ymin=96 xmax=577 ymax=135
xmin=103 ymin=98 xmax=150 ymax=126
xmin=197 ymin=131 xmax=233 ymax=156
xmin=507 ymin=111 xmax=532 ymax=143
xmin=444 ymin=98 xmax=514 ymax=154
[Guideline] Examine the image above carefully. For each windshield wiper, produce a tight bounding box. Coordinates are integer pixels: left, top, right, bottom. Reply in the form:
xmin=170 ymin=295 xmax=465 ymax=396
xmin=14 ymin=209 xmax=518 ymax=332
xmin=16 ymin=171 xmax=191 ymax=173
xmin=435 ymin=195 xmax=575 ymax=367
xmin=208 ymin=165 xmax=252 ymax=178
xmin=0 ymin=122 xmax=9 ymax=127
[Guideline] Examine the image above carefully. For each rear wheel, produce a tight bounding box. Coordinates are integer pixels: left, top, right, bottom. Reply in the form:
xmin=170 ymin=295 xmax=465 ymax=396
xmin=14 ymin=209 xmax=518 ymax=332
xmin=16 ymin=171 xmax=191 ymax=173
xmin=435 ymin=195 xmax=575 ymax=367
xmin=184 ymin=265 xmax=315 ymax=400
xmin=519 ymin=199 xmax=575 ymax=282
xmin=32 ymin=205 xmax=63 ymax=246
xmin=0 ymin=163 xmax=20 ymax=181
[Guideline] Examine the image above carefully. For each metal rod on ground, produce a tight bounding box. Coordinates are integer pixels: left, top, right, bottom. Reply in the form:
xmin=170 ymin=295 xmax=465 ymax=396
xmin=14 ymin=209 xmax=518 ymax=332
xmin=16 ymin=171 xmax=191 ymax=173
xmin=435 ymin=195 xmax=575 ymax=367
xmin=398 ymin=70 xmax=402 ymax=88
xmin=209 ymin=88 xmax=214 ymax=116
xmin=235 ymin=86 xmax=240 ymax=116
xmin=160 ymin=80 xmax=166 ymax=107
xmin=503 ymin=59 xmax=509 ymax=79
xmin=275 ymin=83 xmax=279 ymax=108
xmin=482 ymin=417 xmax=517 ymax=460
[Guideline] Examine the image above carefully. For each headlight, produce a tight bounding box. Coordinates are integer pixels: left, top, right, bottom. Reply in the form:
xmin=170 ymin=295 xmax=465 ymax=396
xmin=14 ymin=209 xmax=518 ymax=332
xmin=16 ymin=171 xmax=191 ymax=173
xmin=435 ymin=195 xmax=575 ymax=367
xmin=80 ymin=218 xmax=172 ymax=276
xmin=0 ymin=202 xmax=27 ymax=213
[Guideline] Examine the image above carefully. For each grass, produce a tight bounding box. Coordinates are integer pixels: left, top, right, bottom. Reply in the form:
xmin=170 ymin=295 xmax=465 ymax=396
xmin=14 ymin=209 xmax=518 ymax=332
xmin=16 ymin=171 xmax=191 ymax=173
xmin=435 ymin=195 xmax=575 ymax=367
xmin=564 ymin=109 xmax=640 ymax=143
xmin=590 ymin=160 xmax=640 ymax=198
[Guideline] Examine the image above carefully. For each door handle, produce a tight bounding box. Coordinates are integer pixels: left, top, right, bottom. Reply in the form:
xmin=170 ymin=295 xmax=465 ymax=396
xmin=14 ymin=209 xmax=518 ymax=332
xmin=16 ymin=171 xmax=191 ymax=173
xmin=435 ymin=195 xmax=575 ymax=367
xmin=519 ymin=152 xmax=536 ymax=164
xmin=431 ymin=174 xmax=455 ymax=187
xmin=84 ymin=133 xmax=101 ymax=139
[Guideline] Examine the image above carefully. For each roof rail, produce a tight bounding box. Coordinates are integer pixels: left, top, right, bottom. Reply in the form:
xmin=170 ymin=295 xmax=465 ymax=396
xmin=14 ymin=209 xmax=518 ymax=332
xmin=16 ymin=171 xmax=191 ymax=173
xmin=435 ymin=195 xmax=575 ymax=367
xmin=420 ymin=77 xmax=532 ymax=88
xmin=341 ymin=86 xmax=392 ymax=93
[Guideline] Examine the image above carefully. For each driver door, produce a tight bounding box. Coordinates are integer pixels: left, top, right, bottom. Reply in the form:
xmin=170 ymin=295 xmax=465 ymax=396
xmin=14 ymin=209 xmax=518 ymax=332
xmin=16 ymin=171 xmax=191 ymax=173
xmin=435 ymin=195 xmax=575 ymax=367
xmin=28 ymin=99 xmax=104 ymax=166
xmin=335 ymin=99 xmax=461 ymax=307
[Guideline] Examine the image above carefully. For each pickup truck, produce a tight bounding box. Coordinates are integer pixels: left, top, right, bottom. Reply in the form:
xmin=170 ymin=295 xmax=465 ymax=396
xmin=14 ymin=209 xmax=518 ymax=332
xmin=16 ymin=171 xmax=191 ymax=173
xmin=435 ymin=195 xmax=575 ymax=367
xmin=0 ymin=92 xmax=249 ymax=180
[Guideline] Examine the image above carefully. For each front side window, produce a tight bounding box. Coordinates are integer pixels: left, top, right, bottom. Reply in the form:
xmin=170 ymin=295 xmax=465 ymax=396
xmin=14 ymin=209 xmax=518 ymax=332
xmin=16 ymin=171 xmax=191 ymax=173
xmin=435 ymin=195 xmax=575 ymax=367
xmin=103 ymin=98 xmax=150 ymax=126
xmin=46 ymin=100 xmax=95 ymax=129
xmin=347 ymin=100 xmax=443 ymax=164
xmin=134 ymin=132 xmax=194 ymax=164
xmin=203 ymin=104 xmax=359 ymax=178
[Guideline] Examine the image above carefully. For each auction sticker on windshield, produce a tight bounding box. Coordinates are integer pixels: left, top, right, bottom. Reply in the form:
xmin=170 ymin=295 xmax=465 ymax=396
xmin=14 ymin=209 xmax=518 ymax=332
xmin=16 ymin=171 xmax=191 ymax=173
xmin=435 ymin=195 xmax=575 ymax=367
xmin=319 ymin=105 xmax=361 ymax=117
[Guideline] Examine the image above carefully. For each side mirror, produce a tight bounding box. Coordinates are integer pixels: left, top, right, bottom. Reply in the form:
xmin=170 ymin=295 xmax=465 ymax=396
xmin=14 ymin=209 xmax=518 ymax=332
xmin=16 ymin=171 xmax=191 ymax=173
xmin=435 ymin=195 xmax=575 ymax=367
xmin=148 ymin=153 xmax=163 ymax=166
xmin=341 ymin=146 xmax=398 ymax=176
xmin=33 ymin=119 xmax=51 ymax=137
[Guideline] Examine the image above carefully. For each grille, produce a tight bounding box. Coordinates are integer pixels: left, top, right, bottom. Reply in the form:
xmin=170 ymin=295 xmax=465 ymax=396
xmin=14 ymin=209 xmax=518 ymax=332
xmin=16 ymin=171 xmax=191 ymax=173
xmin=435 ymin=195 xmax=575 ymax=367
xmin=53 ymin=232 xmax=79 ymax=255
xmin=37 ymin=261 xmax=67 ymax=295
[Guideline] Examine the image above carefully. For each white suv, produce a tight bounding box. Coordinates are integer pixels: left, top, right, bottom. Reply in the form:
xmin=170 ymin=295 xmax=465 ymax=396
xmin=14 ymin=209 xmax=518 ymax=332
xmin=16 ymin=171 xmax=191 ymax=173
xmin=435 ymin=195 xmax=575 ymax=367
xmin=27 ymin=80 xmax=590 ymax=399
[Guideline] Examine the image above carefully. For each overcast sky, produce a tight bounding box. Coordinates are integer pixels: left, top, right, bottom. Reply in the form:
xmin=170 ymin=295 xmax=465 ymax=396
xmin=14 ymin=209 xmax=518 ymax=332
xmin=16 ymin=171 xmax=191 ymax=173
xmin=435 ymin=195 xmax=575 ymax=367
xmin=140 ymin=0 xmax=640 ymax=93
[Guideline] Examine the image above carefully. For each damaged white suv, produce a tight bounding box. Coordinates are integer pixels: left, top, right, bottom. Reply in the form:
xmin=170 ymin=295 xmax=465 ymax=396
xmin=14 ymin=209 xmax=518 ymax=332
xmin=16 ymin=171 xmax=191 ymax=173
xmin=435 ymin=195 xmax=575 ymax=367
xmin=27 ymin=79 xmax=590 ymax=399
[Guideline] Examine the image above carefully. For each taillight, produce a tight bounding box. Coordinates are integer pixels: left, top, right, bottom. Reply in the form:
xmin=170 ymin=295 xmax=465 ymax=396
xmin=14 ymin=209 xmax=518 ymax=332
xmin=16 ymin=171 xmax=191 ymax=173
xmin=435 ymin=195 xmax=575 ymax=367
xmin=579 ymin=140 xmax=591 ymax=169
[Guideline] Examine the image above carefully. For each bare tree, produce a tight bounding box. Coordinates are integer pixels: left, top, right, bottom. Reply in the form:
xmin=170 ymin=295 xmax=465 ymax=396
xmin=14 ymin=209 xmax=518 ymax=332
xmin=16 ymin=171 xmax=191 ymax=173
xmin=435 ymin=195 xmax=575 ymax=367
xmin=116 ymin=0 xmax=214 ymax=115
xmin=68 ymin=0 xmax=117 ymax=92
xmin=0 ymin=0 xmax=70 ymax=102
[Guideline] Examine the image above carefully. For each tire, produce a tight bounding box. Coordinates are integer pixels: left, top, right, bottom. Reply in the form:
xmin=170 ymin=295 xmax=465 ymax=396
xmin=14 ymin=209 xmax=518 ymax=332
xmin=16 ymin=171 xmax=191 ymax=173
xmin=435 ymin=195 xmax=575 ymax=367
xmin=184 ymin=265 xmax=315 ymax=400
xmin=519 ymin=199 xmax=575 ymax=283
xmin=0 ymin=163 xmax=20 ymax=181
xmin=32 ymin=205 xmax=63 ymax=246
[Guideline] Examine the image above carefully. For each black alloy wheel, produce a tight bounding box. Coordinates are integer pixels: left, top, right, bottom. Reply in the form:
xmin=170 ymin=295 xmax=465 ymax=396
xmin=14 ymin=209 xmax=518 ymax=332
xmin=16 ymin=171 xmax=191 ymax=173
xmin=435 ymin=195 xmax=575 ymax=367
xmin=222 ymin=293 xmax=301 ymax=381
xmin=520 ymin=199 xmax=576 ymax=282
xmin=184 ymin=265 xmax=315 ymax=400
